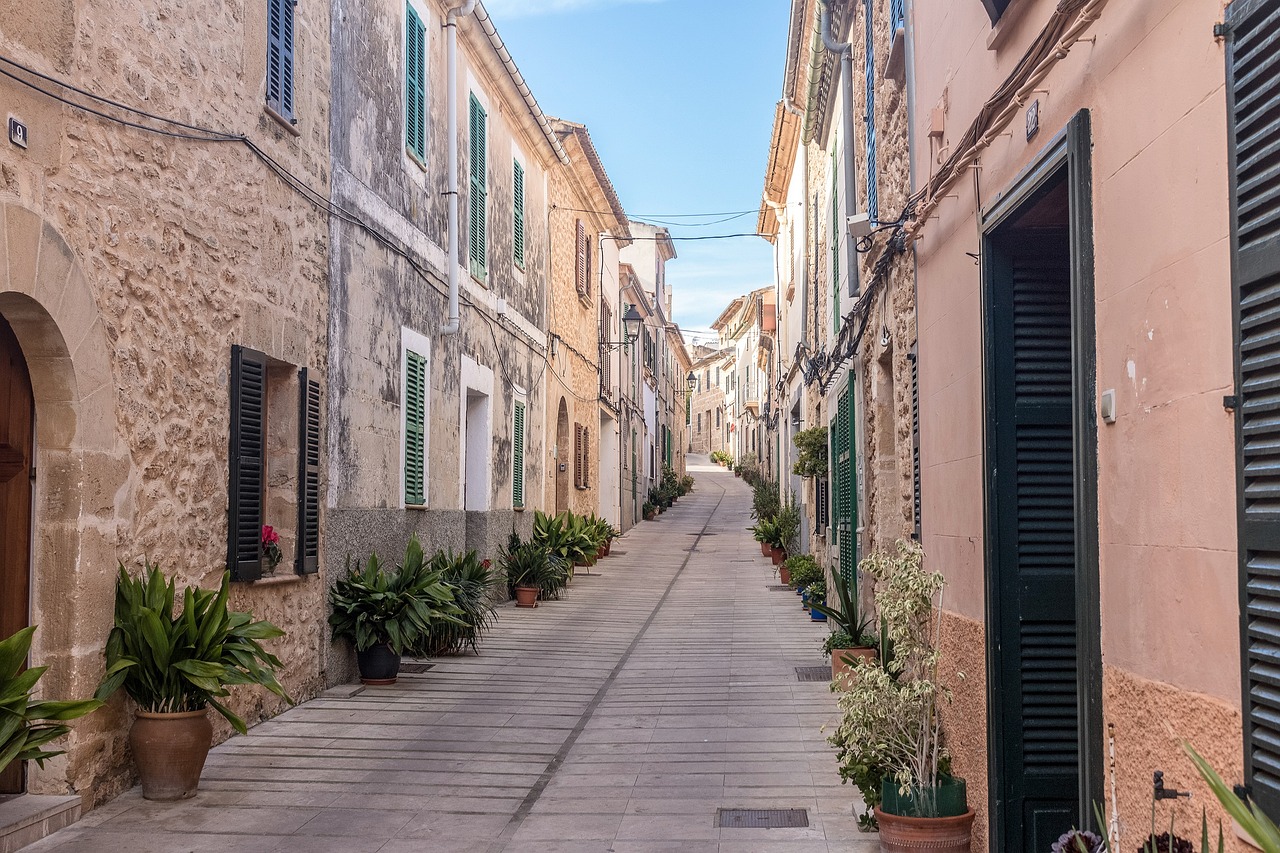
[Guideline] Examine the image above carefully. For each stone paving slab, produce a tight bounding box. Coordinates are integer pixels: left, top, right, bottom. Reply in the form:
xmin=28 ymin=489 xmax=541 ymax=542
xmin=26 ymin=456 xmax=876 ymax=852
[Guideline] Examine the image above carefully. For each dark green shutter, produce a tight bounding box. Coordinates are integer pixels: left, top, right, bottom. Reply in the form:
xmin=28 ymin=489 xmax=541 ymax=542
xmin=405 ymin=351 xmax=426 ymax=505
xmin=228 ymin=346 xmax=266 ymax=582
xmin=405 ymin=4 xmax=426 ymax=161
xmin=864 ymin=0 xmax=878 ymax=221
xmin=1229 ymin=0 xmax=1280 ymax=817
xmin=513 ymin=400 xmax=525 ymax=507
xmin=296 ymin=369 xmax=320 ymax=575
xmin=469 ymin=95 xmax=487 ymax=279
xmin=832 ymin=151 xmax=840 ymax=333
xmin=513 ymin=160 xmax=526 ymax=267
xmin=834 ymin=384 xmax=856 ymax=584
xmin=267 ymin=0 xmax=295 ymax=121
xmin=910 ymin=346 xmax=922 ymax=539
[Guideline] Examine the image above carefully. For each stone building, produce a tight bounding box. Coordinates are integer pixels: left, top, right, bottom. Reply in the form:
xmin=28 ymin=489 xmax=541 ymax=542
xmin=543 ymin=119 xmax=631 ymax=521
xmin=710 ymin=287 xmax=779 ymax=480
xmin=325 ymin=0 xmax=563 ymax=681
xmin=0 ymin=0 xmax=331 ymax=802
xmin=689 ymin=346 xmax=729 ymax=456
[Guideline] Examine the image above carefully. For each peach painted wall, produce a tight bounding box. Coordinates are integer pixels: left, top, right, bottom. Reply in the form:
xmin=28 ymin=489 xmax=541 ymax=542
xmin=912 ymin=0 xmax=1242 ymax=847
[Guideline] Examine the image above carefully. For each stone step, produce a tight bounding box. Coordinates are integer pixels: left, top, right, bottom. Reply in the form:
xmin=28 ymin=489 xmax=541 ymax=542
xmin=0 ymin=795 xmax=82 ymax=853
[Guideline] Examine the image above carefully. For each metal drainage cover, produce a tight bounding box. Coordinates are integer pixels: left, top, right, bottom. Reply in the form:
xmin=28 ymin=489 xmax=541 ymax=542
xmin=794 ymin=666 xmax=831 ymax=682
xmin=716 ymin=808 xmax=809 ymax=829
xmin=399 ymin=663 xmax=435 ymax=674
xmin=767 ymin=584 xmax=791 ymax=591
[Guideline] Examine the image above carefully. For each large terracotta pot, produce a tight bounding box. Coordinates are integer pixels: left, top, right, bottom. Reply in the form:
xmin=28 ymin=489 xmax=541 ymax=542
xmin=778 ymin=566 xmax=792 ymax=585
xmin=760 ymin=541 xmax=770 ymax=556
xmin=830 ymin=646 xmax=875 ymax=682
xmin=356 ymin=643 xmax=401 ymax=685
xmin=874 ymin=807 xmax=975 ymax=853
xmin=770 ymin=549 xmax=784 ymax=566
xmin=130 ymin=708 xmax=213 ymax=801
xmin=514 ymin=585 xmax=539 ymax=608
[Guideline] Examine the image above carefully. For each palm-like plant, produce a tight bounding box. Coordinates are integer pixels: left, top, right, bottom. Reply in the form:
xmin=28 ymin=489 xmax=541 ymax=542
xmin=810 ymin=569 xmax=878 ymax=648
xmin=329 ymin=536 xmax=464 ymax=657
xmin=1 ymin=627 xmax=101 ymax=773
xmin=95 ymin=562 xmax=291 ymax=734
xmin=413 ymin=549 xmax=500 ymax=656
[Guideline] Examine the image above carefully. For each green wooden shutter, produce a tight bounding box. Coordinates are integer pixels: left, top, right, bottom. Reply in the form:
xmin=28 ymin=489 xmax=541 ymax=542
xmin=404 ymin=351 xmax=426 ymax=505
xmin=834 ymin=384 xmax=855 ymax=583
xmin=513 ymin=160 xmax=525 ymax=268
xmin=228 ymin=345 xmax=266 ymax=582
xmin=469 ymin=95 xmax=487 ymax=280
xmin=266 ymin=0 xmax=295 ymax=121
xmin=832 ymin=151 xmax=840 ymax=333
xmin=405 ymin=4 xmax=426 ymax=161
xmin=910 ymin=346 xmax=922 ymax=539
xmin=1229 ymin=0 xmax=1280 ymax=817
xmin=513 ymin=400 xmax=525 ymax=507
xmin=296 ymin=368 xmax=321 ymax=575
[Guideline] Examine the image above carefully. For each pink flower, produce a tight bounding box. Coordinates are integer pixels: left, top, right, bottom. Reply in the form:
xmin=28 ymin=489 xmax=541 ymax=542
xmin=262 ymin=525 xmax=280 ymax=546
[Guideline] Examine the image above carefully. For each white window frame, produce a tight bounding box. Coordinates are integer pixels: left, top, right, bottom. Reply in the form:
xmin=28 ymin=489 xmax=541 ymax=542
xmin=403 ymin=0 xmax=432 ymax=180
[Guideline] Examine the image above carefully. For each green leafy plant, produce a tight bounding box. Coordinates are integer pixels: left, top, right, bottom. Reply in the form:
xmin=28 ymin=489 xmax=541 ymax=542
xmin=96 ymin=562 xmax=291 ymax=734
xmin=1186 ymin=744 xmax=1265 ymax=851
xmin=412 ymin=550 xmax=500 ymax=656
xmin=533 ymin=510 xmax=596 ymax=567
xmin=792 ymin=427 xmax=829 ymax=478
xmin=785 ymin=554 xmax=824 ymax=589
xmin=752 ymin=478 xmax=781 ymax=521
xmin=329 ymin=537 xmax=464 ymax=657
xmin=1 ymin=627 xmax=101 ymax=772
xmin=806 ymin=579 xmax=827 ymax=605
xmin=679 ymin=474 xmax=695 ymax=495
xmin=811 ymin=569 xmax=878 ymax=652
xmin=774 ymin=496 xmax=801 ymax=555
xmin=642 ymin=501 xmax=656 ymax=518
xmin=502 ymin=541 xmax=569 ymax=600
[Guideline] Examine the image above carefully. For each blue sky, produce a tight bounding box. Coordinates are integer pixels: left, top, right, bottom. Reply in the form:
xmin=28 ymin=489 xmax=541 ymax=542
xmin=486 ymin=0 xmax=789 ymax=345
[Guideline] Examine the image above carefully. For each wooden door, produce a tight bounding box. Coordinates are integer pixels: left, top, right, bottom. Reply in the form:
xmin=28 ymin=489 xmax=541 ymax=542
xmin=0 ymin=316 xmax=33 ymax=794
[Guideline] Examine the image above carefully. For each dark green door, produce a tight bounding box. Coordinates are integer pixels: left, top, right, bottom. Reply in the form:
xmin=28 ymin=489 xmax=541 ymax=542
xmin=988 ymin=227 xmax=1079 ymax=850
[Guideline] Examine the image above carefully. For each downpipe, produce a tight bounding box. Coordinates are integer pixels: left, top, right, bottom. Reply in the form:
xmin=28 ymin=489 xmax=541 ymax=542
xmin=441 ymin=0 xmax=477 ymax=336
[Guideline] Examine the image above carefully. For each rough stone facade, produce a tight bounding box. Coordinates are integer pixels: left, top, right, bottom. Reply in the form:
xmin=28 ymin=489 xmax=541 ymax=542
xmin=0 ymin=0 xmax=332 ymax=803
xmin=689 ymin=351 xmax=729 ymax=456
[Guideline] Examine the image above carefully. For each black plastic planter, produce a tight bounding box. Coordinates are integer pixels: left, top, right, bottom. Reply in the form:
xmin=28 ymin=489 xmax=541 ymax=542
xmin=356 ymin=643 xmax=401 ymax=685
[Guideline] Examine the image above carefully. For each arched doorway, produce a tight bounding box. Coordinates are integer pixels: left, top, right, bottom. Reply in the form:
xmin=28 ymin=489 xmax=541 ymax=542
xmin=0 ymin=314 xmax=33 ymax=794
xmin=555 ymin=398 xmax=569 ymax=513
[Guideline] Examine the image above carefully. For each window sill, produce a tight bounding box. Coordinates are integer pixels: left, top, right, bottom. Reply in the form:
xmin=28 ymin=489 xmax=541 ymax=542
xmin=251 ymin=572 xmax=307 ymax=587
xmin=405 ymin=503 xmax=429 ymax=511
xmin=264 ymin=105 xmax=301 ymax=137
xmin=514 ymin=505 xmax=525 ymax=512
xmin=406 ymin=148 xmax=428 ymax=173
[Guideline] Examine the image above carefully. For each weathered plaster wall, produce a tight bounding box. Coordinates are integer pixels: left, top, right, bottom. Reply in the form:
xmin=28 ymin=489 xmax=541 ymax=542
xmin=1 ymin=0 xmax=332 ymax=804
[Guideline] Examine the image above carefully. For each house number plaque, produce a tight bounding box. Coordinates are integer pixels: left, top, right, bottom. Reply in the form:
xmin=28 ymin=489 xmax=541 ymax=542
xmin=8 ymin=117 xmax=28 ymax=149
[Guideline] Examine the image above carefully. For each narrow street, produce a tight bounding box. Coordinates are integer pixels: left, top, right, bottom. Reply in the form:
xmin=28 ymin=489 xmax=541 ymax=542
xmin=28 ymin=458 xmax=872 ymax=853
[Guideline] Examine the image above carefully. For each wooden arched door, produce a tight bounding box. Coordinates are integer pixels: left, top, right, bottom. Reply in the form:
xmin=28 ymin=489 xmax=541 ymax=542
xmin=0 ymin=315 xmax=33 ymax=794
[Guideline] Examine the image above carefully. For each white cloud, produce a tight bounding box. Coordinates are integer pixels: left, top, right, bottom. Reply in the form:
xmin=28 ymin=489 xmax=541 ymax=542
xmin=483 ymin=0 xmax=668 ymax=18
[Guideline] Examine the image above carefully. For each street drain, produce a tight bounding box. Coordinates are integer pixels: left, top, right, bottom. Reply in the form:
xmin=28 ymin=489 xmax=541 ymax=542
xmin=794 ymin=666 xmax=831 ymax=682
xmin=767 ymin=584 xmax=791 ymax=591
xmin=399 ymin=663 xmax=435 ymax=674
xmin=716 ymin=808 xmax=809 ymax=829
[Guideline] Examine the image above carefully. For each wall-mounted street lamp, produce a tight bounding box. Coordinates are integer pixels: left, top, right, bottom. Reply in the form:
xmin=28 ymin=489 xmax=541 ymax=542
xmin=601 ymin=305 xmax=644 ymax=352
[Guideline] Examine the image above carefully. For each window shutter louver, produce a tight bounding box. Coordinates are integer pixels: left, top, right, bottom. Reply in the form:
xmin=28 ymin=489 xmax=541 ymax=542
xmin=600 ymin=300 xmax=612 ymax=390
xmin=296 ymin=369 xmax=321 ymax=575
xmin=513 ymin=400 xmax=525 ymax=507
xmin=910 ymin=346 xmax=922 ymax=539
xmin=832 ymin=152 xmax=840 ymax=333
xmin=405 ymin=4 xmax=426 ymax=161
xmin=469 ymin=95 xmax=487 ymax=279
xmin=575 ymin=220 xmax=587 ymax=296
xmin=228 ymin=346 xmax=267 ymax=582
xmin=513 ymin=160 xmax=525 ymax=267
xmin=404 ymin=351 xmax=426 ymax=505
xmin=574 ymin=423 xmax=584 ymax=489
xmin=864 ymin=0 xmax=878 ymax=222
xmin=266 ymin=0 xmax=295 ymax=121
xmin=1229 ymin=0 xmax=1280 ymax=817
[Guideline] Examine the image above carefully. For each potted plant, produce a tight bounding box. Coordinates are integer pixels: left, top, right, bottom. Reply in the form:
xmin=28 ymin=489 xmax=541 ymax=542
xmin=807 ymin=580 xmax=828 ymax=621
xmin=771 ymin=497 xmax=801 ymax=563
xmin=792 ymin=426 xmax=829 ymax=479
xmin=95 ymin=562 xmax=291 ymax=800
xmin=412 ymin=550 xmax=499 ymax=656
xmin=329 ymin=536 xmax=463 ymax=685
xmin=1 ymin=627 xmax=101 ymax=781
xmin=810 ymin=569 xmax=879 ymax=681
xmin=642 ymin=501 xmax=657 ymax=521
xmin=787 ymin=555 xmax=823 ymax=598
xmin=828 ymin=540 xmax=972 ymax=844
xmin=503 ymin=541 xmax=564 ymax=607
xmin=753 ymin=517 xmax=777 ymax=558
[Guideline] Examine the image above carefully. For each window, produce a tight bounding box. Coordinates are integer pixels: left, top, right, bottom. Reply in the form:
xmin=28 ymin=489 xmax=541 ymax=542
xmin=864 ymin=0 xmax=878 ymax=222
xmin=405 ymin=4 xmax=426 ymax=162
xmin=600 ymin=299 xmax=612 ymax=390
xmin=574 ymin=423 xmax=590 ymax=489
xmin=469 ymin=94 xmax=487 ymax=280
xmin=404 ymin=349 xmax=428 ymax=506
xmin=891 ymin=0 xmax=905 ymax=36
xmin=512 ymin=399 xmax=526 ymax=507
xmin=266 ymin=0 xmax=296 ymax=123
xmin=513 ymin=159 xmax=526 ymax=268
xmin=715 ymin=408 xmax=721 ymax=428
xmin=575 ymin=220 xmax=592 ymax=298
xmin=696 ymin=412 xmax=701 ymax=434
xmin=228 ymin=346 xmax=321 ymax=581
xmin=832 ymin=150 xmax=841 ymax=334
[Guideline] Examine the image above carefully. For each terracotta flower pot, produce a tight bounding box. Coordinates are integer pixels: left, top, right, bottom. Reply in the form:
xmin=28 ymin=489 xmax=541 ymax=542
xmin=356 ymin=643 xmax=401 ymax=685
xmin=761 ymin=542 xmax=770 ymax=556
xmin=874 ymin=807 xmax=974 ymax=853
xmin=830 ymin=646 xmax=875 ymax=682
xmin=778 ymin=565 xmax=791 ymax=585
xmin=130 ymin=708 xmax=213 ymax=801
xmin=602 ymin=540 xmax=612 ymax=557
xmin=514 ymin=585 xmax=539 ymax=608
xmin=770 ymin=550 xmax=784 ymax=566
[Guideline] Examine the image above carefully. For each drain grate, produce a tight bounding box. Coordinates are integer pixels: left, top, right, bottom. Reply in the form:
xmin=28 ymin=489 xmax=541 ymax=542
xmin=716 ymin=808 xmax=809 ymax=829
xmin=794 ymin=666 xmax=831 ymax=682
xmin=609 ymin=550 xmax=627 ymax=556
xmin=767 ymin=584 xmax=791 ymax=591
xmin=399 ymin=663 xmax=435 ymax=674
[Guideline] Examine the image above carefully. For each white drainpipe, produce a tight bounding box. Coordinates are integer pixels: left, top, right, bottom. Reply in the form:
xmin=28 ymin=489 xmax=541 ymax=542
xmin=441 ymin=0 xmax=476 ymax=336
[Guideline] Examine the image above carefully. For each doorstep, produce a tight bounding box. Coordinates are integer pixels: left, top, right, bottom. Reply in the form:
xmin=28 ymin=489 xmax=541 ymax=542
xmin=0 ymin=794 xmax=82 ymax=853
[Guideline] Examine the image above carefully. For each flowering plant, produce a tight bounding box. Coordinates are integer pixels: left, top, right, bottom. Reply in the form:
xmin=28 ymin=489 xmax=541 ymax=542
xmin=262 ymin=525 xmax=282 ymax=571
xmin=1051 ymin=829 xmax=1103 ymax=853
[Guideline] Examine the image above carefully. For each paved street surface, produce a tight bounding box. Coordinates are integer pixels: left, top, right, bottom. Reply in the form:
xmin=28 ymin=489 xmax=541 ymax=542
xmin=30 ymin=457 xmax=874 ymax=852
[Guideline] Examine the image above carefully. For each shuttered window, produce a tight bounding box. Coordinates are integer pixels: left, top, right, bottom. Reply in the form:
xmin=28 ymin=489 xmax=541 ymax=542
xmin=404 ymin=350 xmax=427 ymax=506
xmin=229 ymin=346 xmax=267 ymax=582
xmin=600 ymin=299 xmax=612 ymax=390
xmin=469 ymin=94 xmax=487 ymax=281
xmin=1229 ymin=0 xmax=1280 ymax=817
xmin=266 ymin=0 xmax=295 ymax=122
xmin=513 ymin=159 xmax=526 ymax=268
xmin=816 ymin=475 xmax=830 ymax=534
xmin=832 ymin=151 xmax=841 ymax=333
xmin=910 ymin=346 xmax=921 ymax=539
xmin=405 ymin=4 xmax=426 ymax=161
xmin=864 ymin=0 xmax=878 ymax=222
xmin=573 ymin=423 xmax=589 ymax=489
xmin=296 ymin=369 xmax=321 ymax=575
xmin=575 ymin=220 xmax=588 ymax=297
xmin=512 ymin=400 xmax=525 ymax=507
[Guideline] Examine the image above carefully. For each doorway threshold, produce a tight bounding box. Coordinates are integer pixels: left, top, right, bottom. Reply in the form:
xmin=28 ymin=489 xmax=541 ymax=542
xmin=0 ymin=794 xmax=81 ymax=853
